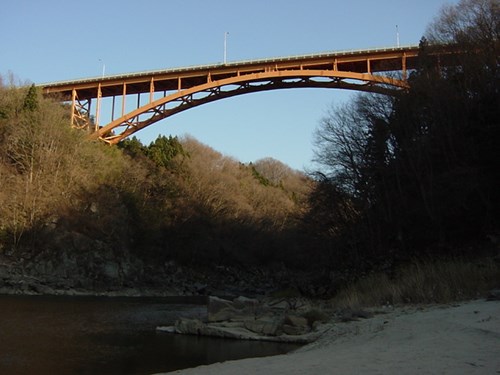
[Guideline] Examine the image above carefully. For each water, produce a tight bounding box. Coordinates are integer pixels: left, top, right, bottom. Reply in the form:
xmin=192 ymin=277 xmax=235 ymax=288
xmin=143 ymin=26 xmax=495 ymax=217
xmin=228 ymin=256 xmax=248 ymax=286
xmin=0 ymin=295 xmax=300 ymax=375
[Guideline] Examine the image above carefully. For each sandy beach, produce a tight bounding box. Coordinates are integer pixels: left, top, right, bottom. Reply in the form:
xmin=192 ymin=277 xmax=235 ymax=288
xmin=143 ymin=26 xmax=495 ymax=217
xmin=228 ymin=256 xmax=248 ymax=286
xmin=162 ymin=299 xmax=500 ymax=374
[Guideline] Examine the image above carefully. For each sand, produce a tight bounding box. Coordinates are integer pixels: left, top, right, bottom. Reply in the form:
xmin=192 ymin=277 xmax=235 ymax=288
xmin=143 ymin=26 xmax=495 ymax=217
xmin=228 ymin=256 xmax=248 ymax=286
xmin=161 ymin=299 xmax=500 ymax=374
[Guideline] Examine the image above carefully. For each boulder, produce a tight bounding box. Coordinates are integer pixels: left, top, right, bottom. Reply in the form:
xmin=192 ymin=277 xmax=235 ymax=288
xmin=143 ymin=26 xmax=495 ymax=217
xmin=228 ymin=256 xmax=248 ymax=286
xmin=208 ymin=296 xmax=258 ymax=322
xmin=175 ymin=318 xmax=205 ymax=335
xmin=282 ymin=324 xmax=308 ymax=336
xmin=158 ymin=298 xmax=335 ymax=344
xmin=244 ymin=317 xmax=284 ymax=336
xmin=171 ymin=319 xmax=256 ymax=340
xmin=207 ymin=296 xmax=236 ymax=322
xmin=285 ymin=314 xmax=308 ymax=328
xmin=233 ymin=296 xmax=258 ymax=311
xmin=157 ymin=326 xmax=176 ymax=333
xmin=282 ymin=314 xmax=310 ymax=335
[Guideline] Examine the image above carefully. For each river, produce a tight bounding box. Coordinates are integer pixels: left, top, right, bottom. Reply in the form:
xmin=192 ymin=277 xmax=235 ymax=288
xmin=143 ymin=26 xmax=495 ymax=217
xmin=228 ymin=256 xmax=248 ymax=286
xmin=0 ymin=295 xmax=300 ymax=375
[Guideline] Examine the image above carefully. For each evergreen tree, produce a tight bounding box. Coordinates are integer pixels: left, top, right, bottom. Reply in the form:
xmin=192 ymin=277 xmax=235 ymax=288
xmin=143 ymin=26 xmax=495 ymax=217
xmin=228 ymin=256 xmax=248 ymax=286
xmin=118 ymin=136 xmax=147 ymax=157
xmin=22 ymin=84 xmax=39 ymax=112
xmin=146 ymin=135 xmax=187 ymax=170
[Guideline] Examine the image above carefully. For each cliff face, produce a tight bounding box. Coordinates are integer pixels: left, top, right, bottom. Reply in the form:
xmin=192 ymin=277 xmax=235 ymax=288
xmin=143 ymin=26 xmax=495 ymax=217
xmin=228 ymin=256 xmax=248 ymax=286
xmin=0 ymin=230 xmax=325 ymax=297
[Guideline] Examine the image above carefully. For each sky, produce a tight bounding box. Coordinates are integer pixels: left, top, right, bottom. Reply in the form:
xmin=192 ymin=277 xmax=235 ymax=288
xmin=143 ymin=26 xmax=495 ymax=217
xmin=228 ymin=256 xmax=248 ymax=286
xmin=1 ymin=0 xmax=458 ymax=171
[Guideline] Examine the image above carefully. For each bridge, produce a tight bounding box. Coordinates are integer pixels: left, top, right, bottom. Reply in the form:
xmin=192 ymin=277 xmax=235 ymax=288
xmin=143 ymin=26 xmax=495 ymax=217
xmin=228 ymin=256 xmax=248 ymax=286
xmin=40 ymin=44 xmax=446 ymax=144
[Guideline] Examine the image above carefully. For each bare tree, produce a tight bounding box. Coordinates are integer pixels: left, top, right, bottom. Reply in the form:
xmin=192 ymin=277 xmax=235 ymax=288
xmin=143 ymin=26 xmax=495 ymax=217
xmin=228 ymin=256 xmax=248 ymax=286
xmin=426 ymin=0 xmax=499 ymax=46
xmin=313 ymin=94 xmax=394 ymax=197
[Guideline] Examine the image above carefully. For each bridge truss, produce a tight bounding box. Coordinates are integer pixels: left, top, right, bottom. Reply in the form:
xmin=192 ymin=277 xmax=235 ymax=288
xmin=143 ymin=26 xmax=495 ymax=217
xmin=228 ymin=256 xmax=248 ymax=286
xmin=42 ymin=45 xmax=431 ymax=144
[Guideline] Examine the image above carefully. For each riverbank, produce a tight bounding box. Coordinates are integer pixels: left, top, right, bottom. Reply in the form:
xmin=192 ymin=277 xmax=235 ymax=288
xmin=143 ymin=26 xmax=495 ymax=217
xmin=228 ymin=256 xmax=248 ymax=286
xmin=160 ymin=299 xmax=500 ymax=374
xmin=0 ymin=256 xmax=325 ymax=299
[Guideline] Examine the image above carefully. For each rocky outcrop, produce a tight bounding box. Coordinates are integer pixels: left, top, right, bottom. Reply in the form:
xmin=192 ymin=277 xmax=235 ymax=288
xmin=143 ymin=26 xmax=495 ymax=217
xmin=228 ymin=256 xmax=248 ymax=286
xmin=157 ymin=296 xmax=331 ymax=344
xmin=0 ymin=223 xmax=338 ymax=298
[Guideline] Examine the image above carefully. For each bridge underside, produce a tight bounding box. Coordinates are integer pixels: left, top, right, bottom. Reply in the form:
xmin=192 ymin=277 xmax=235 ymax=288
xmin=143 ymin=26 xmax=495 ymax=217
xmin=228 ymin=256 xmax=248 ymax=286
xmin=41 ymin=45 xmax=434 ymax=143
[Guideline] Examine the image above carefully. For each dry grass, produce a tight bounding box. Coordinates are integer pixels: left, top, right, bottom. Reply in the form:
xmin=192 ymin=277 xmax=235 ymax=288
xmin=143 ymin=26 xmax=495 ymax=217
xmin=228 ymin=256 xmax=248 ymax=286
xmin=330 ymin=258 xmax=500 ymax=310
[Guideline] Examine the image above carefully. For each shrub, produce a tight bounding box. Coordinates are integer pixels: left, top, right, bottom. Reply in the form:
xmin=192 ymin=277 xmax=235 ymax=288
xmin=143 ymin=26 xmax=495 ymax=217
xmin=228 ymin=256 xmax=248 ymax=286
xmin=330 ymin=258 xmax=500 ymax=309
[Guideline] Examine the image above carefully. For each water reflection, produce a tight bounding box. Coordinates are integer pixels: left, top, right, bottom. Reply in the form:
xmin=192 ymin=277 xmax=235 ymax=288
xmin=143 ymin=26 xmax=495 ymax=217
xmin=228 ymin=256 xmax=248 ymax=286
xmin=0 ymin=295 xmax=300 ymax=375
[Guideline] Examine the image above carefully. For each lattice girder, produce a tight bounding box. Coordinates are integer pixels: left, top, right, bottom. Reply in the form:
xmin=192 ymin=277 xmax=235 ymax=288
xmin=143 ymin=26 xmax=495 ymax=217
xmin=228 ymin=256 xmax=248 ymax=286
xmin=70 ymin=89 xmax=92 ymax=130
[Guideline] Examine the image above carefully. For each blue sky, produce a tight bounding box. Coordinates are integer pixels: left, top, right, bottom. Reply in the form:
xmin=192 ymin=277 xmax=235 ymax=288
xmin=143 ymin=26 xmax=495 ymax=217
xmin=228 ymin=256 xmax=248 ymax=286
xmin=1 ymin=0 xmax=457 ymax=171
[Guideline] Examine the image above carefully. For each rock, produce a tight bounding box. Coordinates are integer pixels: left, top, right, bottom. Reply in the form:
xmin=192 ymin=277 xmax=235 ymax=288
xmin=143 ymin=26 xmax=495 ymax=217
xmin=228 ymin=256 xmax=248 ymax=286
xmin=266 ymin=299 xmax=290 ymax=310
xmin=282 ymin=315 xmax=310 ymax=335
xmin=171 ymin=319 xmax=255 ymax=340
xmin=244 ymin=317 xmax=284 ymax=336
xmin=89 ymin=202 xmax=99 ymax=214
xmin=156 ymin=297 xmax=336 ymax=344
xmin=207 ymin=296 xmax=259 ymax=322
xmin=207 ymin=296 xmax=237 ymax=322
xmin=233 ymin=296 xmax=258 ymax=311
xmin=157 ymin=326 xmax=176 ymax=333
xmin=175 ymin=318 xmax=205 ymax=335
xmin=285 ymin=314 xmax=308 ymax=328
xmin=282 ymin=324 xmax=308 ymax=336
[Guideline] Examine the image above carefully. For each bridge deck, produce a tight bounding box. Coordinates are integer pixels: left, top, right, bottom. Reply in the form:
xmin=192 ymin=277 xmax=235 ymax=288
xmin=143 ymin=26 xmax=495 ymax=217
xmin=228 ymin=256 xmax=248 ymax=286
xmin=41 ymin=45 xmax=420 ymax=100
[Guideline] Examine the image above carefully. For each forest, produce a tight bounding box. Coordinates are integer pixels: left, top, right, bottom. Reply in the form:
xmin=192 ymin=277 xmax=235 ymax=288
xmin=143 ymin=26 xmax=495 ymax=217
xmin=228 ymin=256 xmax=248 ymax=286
xmin=0 ymin=0 xmax=498 ymax=300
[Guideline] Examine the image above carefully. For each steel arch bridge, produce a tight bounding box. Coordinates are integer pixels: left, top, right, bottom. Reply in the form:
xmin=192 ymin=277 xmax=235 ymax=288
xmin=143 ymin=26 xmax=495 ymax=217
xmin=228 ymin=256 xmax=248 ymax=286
xmin=40 ymin=44 xmax=446 ymax=144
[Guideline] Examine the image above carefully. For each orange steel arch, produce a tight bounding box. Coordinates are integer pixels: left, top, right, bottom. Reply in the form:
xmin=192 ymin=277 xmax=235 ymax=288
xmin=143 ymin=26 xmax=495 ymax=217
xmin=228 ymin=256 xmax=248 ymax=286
xmin=94 ymin=70 xmax=407 ymax=144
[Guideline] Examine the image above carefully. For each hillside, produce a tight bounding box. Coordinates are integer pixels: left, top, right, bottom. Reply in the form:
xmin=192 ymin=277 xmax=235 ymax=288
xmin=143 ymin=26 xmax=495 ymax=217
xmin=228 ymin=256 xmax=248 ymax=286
xmin=0 ymin=80 xmax=315 ymax=295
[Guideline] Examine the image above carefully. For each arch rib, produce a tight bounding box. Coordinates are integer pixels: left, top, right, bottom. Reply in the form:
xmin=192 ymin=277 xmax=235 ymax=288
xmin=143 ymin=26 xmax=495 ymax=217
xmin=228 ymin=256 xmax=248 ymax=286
xmin=93 ymin=70 xmax=408 ymax=144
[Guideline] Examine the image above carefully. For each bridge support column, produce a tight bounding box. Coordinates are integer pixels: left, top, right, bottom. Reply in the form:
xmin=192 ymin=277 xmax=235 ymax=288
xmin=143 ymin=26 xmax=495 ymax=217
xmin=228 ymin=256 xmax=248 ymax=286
xmin=122 ymin=83 xmax=127 ymax=117
xmin=402 ymin=53 xmax=407 ymax=80
xmin=95 ymin=83 xmax=102 ymax=132
xmin=70 ymin=88 xmax=76 ymax=127
xmin=70 ymin=88 xmax=91 ymax=130
xmin=149 ymin=77 xmax=155 ymax=103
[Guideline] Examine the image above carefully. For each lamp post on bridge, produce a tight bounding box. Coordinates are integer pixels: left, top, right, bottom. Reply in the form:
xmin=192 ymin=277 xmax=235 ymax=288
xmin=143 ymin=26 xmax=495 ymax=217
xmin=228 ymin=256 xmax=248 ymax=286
xmin=224 ymin=32 xmax=229 ymax=64
xmin=99 ymin=59 xmax=105 ymax=78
